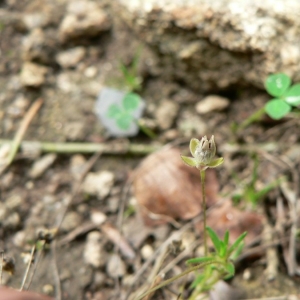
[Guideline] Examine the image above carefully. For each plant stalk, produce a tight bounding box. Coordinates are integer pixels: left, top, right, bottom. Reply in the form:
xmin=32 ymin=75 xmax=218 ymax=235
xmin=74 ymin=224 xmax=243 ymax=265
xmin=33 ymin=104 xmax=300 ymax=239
xmin=239 ymin=106 xmax=265 ymax=130
xmin=200 ymin=169 xmax=208 ymax=256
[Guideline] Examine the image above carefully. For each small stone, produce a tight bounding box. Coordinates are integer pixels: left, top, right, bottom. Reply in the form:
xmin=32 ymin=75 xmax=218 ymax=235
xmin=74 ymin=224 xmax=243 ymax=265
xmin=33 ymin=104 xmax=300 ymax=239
xmin=20 ymin=62 xmax=48 ymax=87
xmin=82 ymin=171 xmax=114 ymax=199
xmin=56 ymin=47 xmax=86 ymax=68
xmin=90 ymin=210 xmax=107 ymax=225
xmin=70 ymin=154 xmax=87 ymax=180
xmin=4 ymin=212 xmax=20 ymax=228
xmin=42 ymin=284 xmax=54 ymax=296
xmin=84 ymin=66 xmax=97 ymax=78
xmin=13 ymin=231 xmax=26 ymax=247
xmin=84 ymin=231 xmax=106 ymax=268
xmin=60 ymin=211 xmax=82 ymax=232
xmin=140 ymin=244 xmax=154 ymax=260
xmin=155 ymin=99 xmax=179 ymax=130
xmin=106 ymin=254 xmax=126 ymax=278
xmin=63 ymin=122 xmax=86 ymax=141
xmin=5 ymin=194 xmax=22 ymax=210
xmin=59 ymin=1 xmax=111 ymax=42
xmin=29 ymin=154 xmax=57 ymax=179
xmin=195 ymin=95 xmax=230 ymax=114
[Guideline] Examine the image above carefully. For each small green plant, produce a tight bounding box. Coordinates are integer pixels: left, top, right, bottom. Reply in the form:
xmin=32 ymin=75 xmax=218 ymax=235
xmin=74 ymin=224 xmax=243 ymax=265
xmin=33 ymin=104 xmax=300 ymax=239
xmin=232 ymin=154 xmax=284 ymax=208
xmin=136 ymin=136 xmax=247 ymax=299
xmin=106 ymin=92 xmax=142 ymax=131
xmin=239 ymin=73 xmax=300 ymax=129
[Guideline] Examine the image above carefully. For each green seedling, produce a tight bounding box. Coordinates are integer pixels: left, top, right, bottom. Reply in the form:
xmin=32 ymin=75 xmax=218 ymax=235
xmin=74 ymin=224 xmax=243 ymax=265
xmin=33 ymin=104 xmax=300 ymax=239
xmin=232 ymin=155 xmax=284 ymax=208
xmin=136 ymin=136 xmax=247 ymax=300
xmin=239 ymin=73 xmax=300 ymax=130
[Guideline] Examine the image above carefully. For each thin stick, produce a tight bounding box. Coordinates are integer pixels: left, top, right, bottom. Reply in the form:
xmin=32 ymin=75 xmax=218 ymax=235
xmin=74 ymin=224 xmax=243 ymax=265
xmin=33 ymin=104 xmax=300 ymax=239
xmin=200 ymin=169 xmax=207 ymax=256
xmin=0 ymin=251 xmax=4 ymax=285
xmin=6 ymin=98 xmax=43 ymax=166
xmin=25 ymin=242 xmax=44 ymax=290
xmin=19 ymin=245 xmax=35 ymax=291
xmin=51 ymin=240 xmax=61 ymax=300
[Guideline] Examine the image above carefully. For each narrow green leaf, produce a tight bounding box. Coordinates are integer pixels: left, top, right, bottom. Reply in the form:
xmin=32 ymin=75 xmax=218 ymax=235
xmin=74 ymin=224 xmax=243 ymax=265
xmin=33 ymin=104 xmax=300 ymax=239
xmin=284 ymin=84 xmax=300 ymax=106
xmin=230 ymin=241 xmax=245 ymax=261
xmin=206 ymin=227 xmax=221 ymax=254
xmin=228 ymin=232 xmax=247 ymax=255
xmin=122 ymin=93 xmax=141 ymax=111
xmin=189 ymin=138 xmax=200 ymax=157
xmin=180 ymin=155 xmax=197 ymax=168
xmin=207 ymin=157 xmax=224 ymax=168
xmin=106 ymin=104 xmax=122 ymax=119
xmin=265 ymin=73 xmax=291 ymax=97
xmin=223 ymin=230 xmax=229 ymax=248
xmin=265 ymin=99 xmax=291 ymax=120
xmin=223 ymin=262 xmax=235 ymax=279
xmin=186 ymin=256 xmax=215 ymax=265
xmin=219 ymin=240 xmax=226 ymax=258
xmin=116 ymin=113 xmax=133 ymax=130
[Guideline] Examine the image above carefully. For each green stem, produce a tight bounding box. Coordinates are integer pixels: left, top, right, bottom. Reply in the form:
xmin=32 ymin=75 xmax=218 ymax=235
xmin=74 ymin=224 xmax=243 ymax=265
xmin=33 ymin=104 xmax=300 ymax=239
xmin=135 ymin=260 xmax=220 ymax=300
xmin=200 ymin=169 xmax=207 ymax=256
xmin=239 ymin=106 xmax=265 ymax=130
xmin=137 ymin=120 xmax=156 ymax=139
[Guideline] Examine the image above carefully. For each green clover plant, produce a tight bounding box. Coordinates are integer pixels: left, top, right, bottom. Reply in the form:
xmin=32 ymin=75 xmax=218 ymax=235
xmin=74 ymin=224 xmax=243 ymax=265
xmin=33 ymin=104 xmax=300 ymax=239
xmin=265 ymin=73 xmax=300 ymax=119
xmin=239 ymin=73 xmax=300 ymax=130
xmin=106 ymin=92 xmax=141 ymax=131
xmin=136 ymin=136 xmax=247 ymax=300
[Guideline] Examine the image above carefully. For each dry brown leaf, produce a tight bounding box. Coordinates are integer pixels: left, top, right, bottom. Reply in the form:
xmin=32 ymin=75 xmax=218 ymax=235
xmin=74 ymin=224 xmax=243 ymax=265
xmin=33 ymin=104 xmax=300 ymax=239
xmin=202 ymin=201 xmax=263 ymax=245
xmin=133 ymin=148 xmax=219 ymax=226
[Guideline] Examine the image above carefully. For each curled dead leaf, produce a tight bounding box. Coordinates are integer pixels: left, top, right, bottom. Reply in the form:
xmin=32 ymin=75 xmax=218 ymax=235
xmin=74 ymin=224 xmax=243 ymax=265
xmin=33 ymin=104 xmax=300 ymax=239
xmin=133 ymin=148 xmax=219 ymax=226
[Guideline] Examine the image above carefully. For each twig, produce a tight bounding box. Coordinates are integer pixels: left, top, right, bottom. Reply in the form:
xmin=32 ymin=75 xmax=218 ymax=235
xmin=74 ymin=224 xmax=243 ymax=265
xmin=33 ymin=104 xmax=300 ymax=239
xmin=20 ymin=245 xmax=36 ymax=291
xmin=0 ymin=251 xmax=3 ymax=285
xmin=0 ymin=98 xmax=43 ymax=174
xmin=51 ymin=240 xmax=61 ymax=300
xmin=0 ymin=139 xmax=161 ymax=156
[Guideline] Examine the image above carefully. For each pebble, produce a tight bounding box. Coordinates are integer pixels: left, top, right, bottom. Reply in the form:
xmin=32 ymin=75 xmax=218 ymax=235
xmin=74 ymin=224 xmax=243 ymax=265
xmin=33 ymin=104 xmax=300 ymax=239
xmin=5 ymin=194 xmax=22 ymax=210
xmin=195 ymin=95 xmax=230 ymax=114
xmin=29 ymin=153 xmax=57 ymax=179
xmin=12 ymin=231 xmax=26 ymax=247
xmin=155 ymin=99 xmax=179 ymax=130
xmin=63 ymin=121 xmax=85 ymax=141
xmin=140 ymin=244 xmax=154 ymax=260
xmin=60 ymin=211 xmax=83 ymax=232
xmin=82 ymin=171 xmax=114 ymax=200
xmin=106 ymin=254 xmax=126 ymax=278
xmin=70 ymin=154 xmax=87 ymax=180
xmin=20 ymin=62 xmax=48 ymax=87
xmin=59 ymin=1 xmax=111 ymax=42
xmin=83 ymin=231 xmax=106 ymax=268
xmin=56 ymin=47 xmax=86 ymax=68
xmin=90 ymin=210 xmax=107 ymax=225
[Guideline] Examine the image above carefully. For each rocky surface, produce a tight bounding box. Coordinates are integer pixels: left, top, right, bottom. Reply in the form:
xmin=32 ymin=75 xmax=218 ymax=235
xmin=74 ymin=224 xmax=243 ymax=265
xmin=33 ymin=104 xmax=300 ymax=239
xmin=116 ymin=0 xmax=300 ymax=91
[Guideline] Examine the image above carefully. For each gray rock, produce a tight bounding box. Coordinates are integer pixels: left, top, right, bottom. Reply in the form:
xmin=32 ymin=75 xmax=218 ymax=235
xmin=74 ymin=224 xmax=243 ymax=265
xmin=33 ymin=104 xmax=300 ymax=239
xmin=116 ymin=0 xmax=300 ymax=92
xmin=59 ymin=1 xmax=111 ymax=43
xmin=20 ymin=62 xmax=48 ymax=87
xmin=196 ymin=95 xmax=230 ymax=114
xmin=106 ymin=254 xmax=126 ymax=278
xmin=155 ymin=99 xmax=179 ymax=130
xmin=83 ymin=231 xmax=106 ymax=268
xmin=56 ymin=47 xmax=86 ymax=68
xmin=82 ymin=170 xmax=114 ymax=199
xmin=29 ymin=154 xmax=57 ymax=179
xmin=61 ymin=211 xmax=83 ymax=232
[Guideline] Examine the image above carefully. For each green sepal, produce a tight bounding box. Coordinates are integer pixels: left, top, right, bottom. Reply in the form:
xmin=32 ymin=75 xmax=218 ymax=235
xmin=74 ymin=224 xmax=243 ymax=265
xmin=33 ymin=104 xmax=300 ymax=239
xmin=186 ymin=256 xmax=215 ymax=265
xmin=122 ymin=92 xmax=141 ymax=111
xmin=189 ymin=138 xmax=200 ymax=157
xmin=228 ymin=232 xmax=247 ymax=255
xmin=265 ymin=99 xmax=291 ymax=120
xmin=207 ymin=157 xmax=224 ymax=168
xmin=206 ymin=227 xmax=221 ymax=254
xmin=265 ymin=73 xmax=291 ymax=97
xmin=181 ymin=155 xmax=197 ymax=168
xmin=284 ymin=84 xmax=300 ymax=106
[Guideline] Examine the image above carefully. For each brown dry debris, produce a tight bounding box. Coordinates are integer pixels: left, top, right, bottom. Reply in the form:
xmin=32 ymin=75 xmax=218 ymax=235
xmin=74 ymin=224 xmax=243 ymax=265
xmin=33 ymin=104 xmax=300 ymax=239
xmin=133 ymin=147 xmax=219 ymax=226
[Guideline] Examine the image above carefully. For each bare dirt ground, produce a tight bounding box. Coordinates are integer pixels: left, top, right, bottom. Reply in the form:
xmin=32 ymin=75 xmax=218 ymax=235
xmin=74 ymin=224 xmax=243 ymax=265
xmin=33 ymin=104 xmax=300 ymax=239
xmin=1 ymin=1 xmax=300 ymax=300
